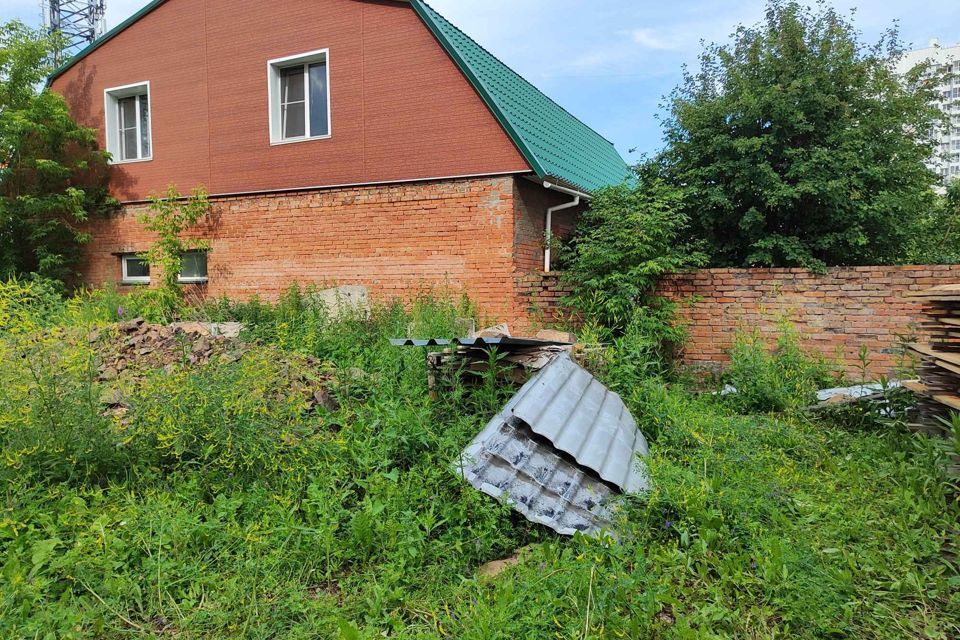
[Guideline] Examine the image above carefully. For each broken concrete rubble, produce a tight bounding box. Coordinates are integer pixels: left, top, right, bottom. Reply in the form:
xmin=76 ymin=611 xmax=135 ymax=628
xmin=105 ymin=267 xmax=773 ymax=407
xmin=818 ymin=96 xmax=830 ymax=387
xmin=93 ymin=318 xmax=246 ymax=379
xmin=90 ymin=319 xmax=339 ymax=419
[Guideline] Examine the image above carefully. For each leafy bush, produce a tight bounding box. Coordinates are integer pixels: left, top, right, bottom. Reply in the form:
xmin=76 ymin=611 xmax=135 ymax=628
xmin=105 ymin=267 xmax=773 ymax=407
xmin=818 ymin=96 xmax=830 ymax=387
xmin=128 ymin=348 xmax=329 ymax=483
xmin=0 ymin=275 xmax=64 ymax=333
xmin=905 ymin=182 xmax=960 ymax=264
xmin=724 ymin=323 xmax=841 ymax=413
xmin=0 ymin=327 xmax=129 ymax=486
xmin=561 ymin=166 xmax=705 ymax=331
xmin=659 ymin=0 xmax=943 ymax=269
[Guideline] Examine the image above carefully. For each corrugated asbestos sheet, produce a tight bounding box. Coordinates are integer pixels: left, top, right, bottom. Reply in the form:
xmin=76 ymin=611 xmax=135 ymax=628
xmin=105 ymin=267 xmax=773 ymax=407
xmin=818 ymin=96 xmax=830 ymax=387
xmin=459 ymin=353 xmax=650 ymax=536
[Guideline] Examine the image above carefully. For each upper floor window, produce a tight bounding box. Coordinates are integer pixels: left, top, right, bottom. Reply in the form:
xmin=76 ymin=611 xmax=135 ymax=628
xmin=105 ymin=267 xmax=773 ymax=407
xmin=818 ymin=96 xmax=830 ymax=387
xmin=104 ymin=82 xmax=152 ymax=163
xmin=268 ymin=49 xmax=330 ymax=144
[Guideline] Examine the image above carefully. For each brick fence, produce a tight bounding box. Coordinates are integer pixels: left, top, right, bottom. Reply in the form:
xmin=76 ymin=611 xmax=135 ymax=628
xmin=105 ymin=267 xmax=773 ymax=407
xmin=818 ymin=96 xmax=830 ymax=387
xmin=657 ymin=265 xmax=959 ymax=378
xmin=521 ymin=266 xmax=958 ymax=378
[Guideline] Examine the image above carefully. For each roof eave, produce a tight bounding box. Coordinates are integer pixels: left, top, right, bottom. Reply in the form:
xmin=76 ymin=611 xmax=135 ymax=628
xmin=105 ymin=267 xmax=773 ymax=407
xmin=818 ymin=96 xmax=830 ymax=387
xmin=46 ymin=0 xmax=171 ymax=87
xmin=408 ymin=0 xmax=551 ymax=182
xmin=45 ymin=0 xmax=414 ymax=87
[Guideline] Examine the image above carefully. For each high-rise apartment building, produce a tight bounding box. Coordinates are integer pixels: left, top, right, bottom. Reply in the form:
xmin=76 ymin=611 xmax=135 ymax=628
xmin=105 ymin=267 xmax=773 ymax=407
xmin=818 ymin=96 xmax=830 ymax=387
xmin=895 ymin=39 xmax=960 ymax=183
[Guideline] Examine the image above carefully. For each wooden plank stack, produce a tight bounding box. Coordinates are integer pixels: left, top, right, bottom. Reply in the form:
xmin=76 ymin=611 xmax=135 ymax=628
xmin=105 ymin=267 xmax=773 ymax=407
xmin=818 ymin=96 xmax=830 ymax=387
xmin=904 ymin=285 xmax=960 ymax=476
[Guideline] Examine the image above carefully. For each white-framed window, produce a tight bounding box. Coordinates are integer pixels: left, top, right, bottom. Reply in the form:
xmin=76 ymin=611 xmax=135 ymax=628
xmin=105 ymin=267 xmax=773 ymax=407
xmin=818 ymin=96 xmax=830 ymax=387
xmin=267 ymin=49 xmax=330 ymax=144
xmin=104 ymin=82 xmax=152 ymax=163
xmin=178 ymin=251 xmax=209 ymax=284
xmin=120 ymin=254 xmax=150 ymax=284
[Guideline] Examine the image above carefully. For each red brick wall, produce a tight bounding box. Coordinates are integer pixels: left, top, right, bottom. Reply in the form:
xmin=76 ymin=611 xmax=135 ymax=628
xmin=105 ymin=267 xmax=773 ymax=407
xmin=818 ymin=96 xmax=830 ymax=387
xmin=516 ymin=273 xmax=575 ymax=328
xmin=657 ymin=266 xmax=960 ymax=377
xmin=82 ymin=175 xmax=561 ymax=328
xmin=51 ymin=0 xmax=530 ymax=202
xmin=511 ymin=179 xmax=584 ymax=275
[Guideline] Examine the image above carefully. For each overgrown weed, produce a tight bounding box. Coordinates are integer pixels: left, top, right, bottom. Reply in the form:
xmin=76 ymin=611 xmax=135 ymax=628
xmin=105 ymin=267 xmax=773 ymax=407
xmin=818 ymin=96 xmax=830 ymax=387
xmin=0 ymin=281 xmax=956 ymax=638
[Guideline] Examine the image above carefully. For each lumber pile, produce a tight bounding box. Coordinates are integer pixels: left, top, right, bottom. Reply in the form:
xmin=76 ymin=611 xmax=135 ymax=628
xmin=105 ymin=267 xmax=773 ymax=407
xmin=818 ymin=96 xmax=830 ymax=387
xmin=904 ymin=285 xmax=960 ymax=449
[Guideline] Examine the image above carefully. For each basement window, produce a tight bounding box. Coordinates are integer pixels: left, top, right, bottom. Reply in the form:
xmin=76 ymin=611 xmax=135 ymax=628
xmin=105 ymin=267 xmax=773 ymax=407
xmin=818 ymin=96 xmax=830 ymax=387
xmin=104 ymin=82 xmax=152 ymax=163
xmin=268 ymin=49 xmax=330 ymax=144
xmin=121 ymin=254 xmax=150 ymax=285
xmin=178 ymin=251 xmax=209 ymax=284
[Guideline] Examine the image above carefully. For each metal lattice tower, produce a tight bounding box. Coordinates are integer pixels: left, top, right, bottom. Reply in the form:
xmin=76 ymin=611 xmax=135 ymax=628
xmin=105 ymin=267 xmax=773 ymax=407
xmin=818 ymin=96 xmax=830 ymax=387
xmin=42 ymin=0 xmax=106 ymax=60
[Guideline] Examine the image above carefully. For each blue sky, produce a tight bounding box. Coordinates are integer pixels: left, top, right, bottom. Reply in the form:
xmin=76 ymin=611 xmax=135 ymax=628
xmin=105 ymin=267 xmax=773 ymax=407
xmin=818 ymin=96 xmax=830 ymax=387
xmin=4 ymin=0 xmax=958 ymax=161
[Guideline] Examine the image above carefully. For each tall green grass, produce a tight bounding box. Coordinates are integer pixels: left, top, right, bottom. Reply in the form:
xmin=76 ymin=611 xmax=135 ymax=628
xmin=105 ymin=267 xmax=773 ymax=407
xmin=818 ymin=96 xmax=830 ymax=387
xmin=0 ymin=281 xmax=956 ymax=638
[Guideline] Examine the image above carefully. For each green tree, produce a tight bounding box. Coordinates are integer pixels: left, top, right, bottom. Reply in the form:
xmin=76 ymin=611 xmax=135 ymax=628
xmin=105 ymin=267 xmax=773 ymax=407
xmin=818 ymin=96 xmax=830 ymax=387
xmin=904 ymin=181 xmax=960 ymax=264
xmin=561 ymin=162 xmax=706 ymax=330
xmin=134 ymin=185 xmax=210 ymax=320
xmin=0 ymin=21 xmax=115 ymax=284
xmin=661 ymin=0 xmax=943 ymax=269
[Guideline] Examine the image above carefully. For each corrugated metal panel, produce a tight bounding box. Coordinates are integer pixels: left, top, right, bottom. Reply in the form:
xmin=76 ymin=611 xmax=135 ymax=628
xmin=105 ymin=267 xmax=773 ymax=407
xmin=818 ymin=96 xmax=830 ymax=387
xmin=460 ymin=418 xmax=617 ymax=536
xmin=390 ymin=338 xmax=453 ymax=347
xmin=509 ymin=354 xmax=649 ymax=494
xmin=458 ymin=353 xmax=649 ymax=536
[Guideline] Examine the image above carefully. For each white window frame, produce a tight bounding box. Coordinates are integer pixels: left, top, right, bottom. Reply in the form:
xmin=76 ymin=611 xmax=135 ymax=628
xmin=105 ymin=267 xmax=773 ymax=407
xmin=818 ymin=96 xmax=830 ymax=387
xmin=104 ymin=81 xmax=153 ymax=164
xmin=177 ymin=250 xmax=209 ymax=285
xmin=267 ymin=49 xmax=331 ymax=145
xmin=120 ymin=253 xmax=150 ymax=285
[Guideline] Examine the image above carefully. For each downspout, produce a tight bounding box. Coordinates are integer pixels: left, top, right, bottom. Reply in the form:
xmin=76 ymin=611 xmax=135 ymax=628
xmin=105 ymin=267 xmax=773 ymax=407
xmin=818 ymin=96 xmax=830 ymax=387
xmin=542 ymin=181 xmax=590 ymax=272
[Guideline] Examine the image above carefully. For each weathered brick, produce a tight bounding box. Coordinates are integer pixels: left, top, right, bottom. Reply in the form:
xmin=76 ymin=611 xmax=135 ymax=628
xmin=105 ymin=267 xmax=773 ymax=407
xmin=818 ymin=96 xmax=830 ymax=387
xmin=656 ymin=265 xmax=960 ymax=377
xmin=80 ymin=175 xmax=582 ymax=333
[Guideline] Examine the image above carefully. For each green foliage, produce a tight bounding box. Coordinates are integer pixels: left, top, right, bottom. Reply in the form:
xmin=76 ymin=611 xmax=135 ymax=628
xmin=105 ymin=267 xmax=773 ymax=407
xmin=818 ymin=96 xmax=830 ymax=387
xmin=905 ymin=182 xmax=960 ymax=264
xmin=135 ymin=185 xmax=211 ymax=320
xmin=581 ymin=302 xmax=691 ymax=391
xmin=660 ymin=1 xmax=943 ymax=269
xmin=0 ymin=21 xmax=116 ymax=284
xmin=724 ymin=322 xmax=841 ymax=413
xmin=561 ymin=166 xmax=706 ymax=330
xmin=0 ymin=275 xmax=63 ymax=333
xmin=129 ymin=348 xmax=330 ymax=483
xmin=0 ymin=280 xmax=956 ymax=637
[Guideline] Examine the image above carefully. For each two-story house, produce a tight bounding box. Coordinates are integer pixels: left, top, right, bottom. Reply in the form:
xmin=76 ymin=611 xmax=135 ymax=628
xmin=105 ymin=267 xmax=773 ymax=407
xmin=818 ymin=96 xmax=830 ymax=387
xmin=49 ymin=0 xmax=629 ymax=325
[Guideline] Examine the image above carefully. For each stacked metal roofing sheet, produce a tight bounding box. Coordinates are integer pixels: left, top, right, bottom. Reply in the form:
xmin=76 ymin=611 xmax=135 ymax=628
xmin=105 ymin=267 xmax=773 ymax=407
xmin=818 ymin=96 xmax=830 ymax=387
xmin=390 ymin=337 xmax=573 ymax=348
xmin=459 ymin=353 xmax=650 ymax=536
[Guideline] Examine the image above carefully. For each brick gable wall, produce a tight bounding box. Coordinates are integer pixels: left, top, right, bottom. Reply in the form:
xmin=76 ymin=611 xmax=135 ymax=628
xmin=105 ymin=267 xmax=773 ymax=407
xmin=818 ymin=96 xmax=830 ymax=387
xmin=51 ymin=0 xmax=530 ymax=202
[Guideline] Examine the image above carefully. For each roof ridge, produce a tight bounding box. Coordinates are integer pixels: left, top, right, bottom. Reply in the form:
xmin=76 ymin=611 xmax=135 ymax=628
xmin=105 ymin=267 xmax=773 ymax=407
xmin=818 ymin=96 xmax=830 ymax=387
xmin=415 ymin=0 xmax=618 ymax=150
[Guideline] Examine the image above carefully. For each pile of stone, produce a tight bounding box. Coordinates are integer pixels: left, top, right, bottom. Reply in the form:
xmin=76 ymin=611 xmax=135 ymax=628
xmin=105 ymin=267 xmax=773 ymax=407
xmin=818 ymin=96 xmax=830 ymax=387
xmin=89 ymin=318 xmax=248 ymax=382
xmin=91 ymin=318 xmax=339 ymax=418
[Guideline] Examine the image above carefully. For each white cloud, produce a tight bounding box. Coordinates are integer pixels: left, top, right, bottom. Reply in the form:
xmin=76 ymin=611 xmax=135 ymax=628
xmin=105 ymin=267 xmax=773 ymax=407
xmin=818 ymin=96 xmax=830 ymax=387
xmin=631 ymin=28 xmax=680 ymax=51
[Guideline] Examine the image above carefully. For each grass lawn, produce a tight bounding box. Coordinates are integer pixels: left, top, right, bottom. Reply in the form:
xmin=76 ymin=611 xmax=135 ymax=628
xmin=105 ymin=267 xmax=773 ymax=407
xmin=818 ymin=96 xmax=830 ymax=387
xmin=0 ymin=281 xmax=957 ymax=638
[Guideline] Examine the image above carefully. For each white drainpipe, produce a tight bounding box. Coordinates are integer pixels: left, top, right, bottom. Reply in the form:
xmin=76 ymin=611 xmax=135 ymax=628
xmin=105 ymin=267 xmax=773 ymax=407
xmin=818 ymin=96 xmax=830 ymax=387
xmin=542 ymin=181 xmax=589 ymax=272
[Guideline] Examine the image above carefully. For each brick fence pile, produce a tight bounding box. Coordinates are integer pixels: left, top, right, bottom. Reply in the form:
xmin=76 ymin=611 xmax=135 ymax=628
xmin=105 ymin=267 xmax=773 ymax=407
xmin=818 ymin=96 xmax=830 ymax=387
xmin=656 ymin=265 xmax=959 ymax=378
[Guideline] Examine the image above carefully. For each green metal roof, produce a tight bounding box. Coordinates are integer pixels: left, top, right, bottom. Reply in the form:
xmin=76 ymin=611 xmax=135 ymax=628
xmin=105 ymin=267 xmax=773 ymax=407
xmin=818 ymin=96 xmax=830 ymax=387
xmin=411 ymin=1 xmax=629 ymax=193
xmin=47 ymin=0 xmax=629 ymax=192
